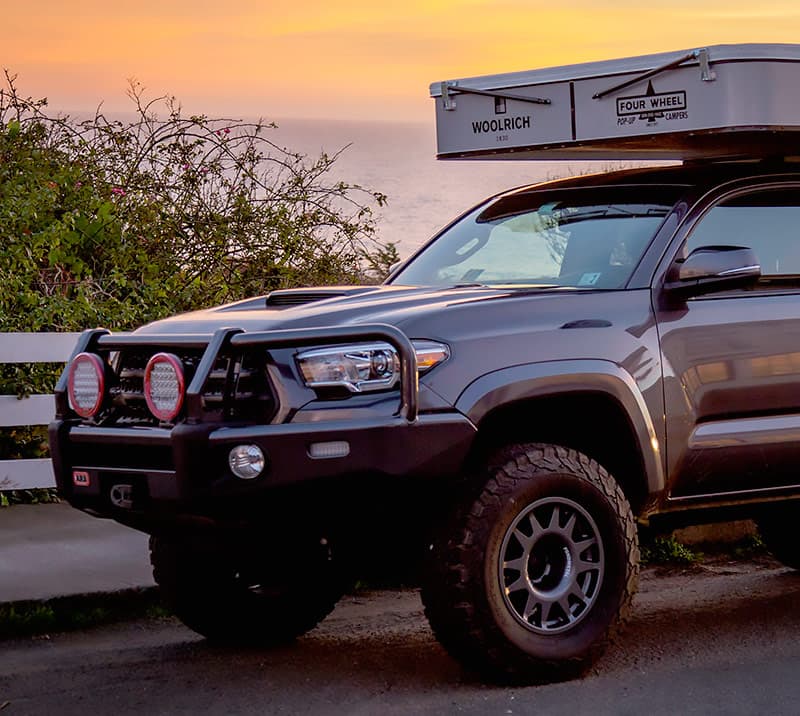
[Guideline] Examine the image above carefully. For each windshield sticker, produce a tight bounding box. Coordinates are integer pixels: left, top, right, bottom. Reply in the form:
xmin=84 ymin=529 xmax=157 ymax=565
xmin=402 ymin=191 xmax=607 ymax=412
xmin=456 ymin=237 xmax=480 ymax=255
xmin=579 ymin=272 xmax=602 ymax=286
xmin=616 ymin=81 xmax=688 ymax=126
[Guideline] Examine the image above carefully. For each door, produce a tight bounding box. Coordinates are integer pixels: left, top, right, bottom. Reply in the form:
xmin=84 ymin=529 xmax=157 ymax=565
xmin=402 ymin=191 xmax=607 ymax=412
xmin=656 ymin=185 xmax=800 ymax=499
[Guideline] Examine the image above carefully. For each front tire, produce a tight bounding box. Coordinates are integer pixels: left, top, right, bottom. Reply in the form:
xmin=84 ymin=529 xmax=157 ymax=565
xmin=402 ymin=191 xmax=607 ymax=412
xmin=150 ymin=535 xmax=349 ymax=645
xmin=421 ymin=443 xmax=639 ymax=682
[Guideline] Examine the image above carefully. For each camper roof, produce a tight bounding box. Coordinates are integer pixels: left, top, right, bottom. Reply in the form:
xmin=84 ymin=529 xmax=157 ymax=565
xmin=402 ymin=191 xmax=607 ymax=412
xmin=430 ymin=44 xmax=800 ymax=161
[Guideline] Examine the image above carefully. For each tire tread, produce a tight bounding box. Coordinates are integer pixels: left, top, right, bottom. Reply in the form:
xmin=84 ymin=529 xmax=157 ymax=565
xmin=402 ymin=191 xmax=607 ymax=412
xmin=421 ymin=443 xmax=639 ymax=682
xmin=149 ymin=536 xmax=345 ymax=644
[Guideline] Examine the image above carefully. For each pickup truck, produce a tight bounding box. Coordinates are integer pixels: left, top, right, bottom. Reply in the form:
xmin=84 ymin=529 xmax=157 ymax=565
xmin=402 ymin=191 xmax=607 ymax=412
xmin=49 ymin=157 xmax=800 ymax=682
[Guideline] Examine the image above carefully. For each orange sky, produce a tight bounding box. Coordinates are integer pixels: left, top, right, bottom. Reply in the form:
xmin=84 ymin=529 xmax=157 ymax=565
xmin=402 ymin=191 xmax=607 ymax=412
xmin=4 ymin=0 xmax=800 ymax=121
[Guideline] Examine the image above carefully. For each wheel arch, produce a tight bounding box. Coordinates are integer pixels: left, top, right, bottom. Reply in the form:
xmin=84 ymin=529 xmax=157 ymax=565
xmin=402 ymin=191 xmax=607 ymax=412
xmin=455 ymin=360 xmax=664 ymax=515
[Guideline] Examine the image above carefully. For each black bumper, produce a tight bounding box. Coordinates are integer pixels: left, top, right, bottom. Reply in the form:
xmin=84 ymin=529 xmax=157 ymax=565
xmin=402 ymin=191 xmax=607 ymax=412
xmin=49 ymin=411 xmax=477 ymax=528
xmin=50 ymin=322 xmax=474 ymax=533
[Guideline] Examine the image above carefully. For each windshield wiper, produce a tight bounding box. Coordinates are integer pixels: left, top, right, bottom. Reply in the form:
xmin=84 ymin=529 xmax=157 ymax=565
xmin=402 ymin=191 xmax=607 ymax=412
xmin=556 ymin=206 xmax=668 ymax=225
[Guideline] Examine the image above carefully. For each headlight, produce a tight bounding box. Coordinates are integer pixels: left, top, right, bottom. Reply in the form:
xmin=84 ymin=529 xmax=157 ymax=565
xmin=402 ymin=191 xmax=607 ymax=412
xmin=296 ymin=340 xmax=449 ymax=393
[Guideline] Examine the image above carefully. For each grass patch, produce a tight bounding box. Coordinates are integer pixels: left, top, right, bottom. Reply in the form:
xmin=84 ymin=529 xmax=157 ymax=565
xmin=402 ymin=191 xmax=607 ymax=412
xmin=730 ymin=533 xmax=767 ymax=559
xmin=0 ymin=588 xmax=167 ymax=640
xmin=0 ymin=489 xmax=60 ymax=508
xmin=641 ymin=535 xmax=701 ymax=566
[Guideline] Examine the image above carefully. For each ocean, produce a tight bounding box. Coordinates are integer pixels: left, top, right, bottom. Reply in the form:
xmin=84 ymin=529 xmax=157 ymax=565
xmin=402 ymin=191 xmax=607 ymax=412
xmin=71 ymin=110 xmax=646 ymax=261
xmin=267 ymin=118 xmax=627 ymax=259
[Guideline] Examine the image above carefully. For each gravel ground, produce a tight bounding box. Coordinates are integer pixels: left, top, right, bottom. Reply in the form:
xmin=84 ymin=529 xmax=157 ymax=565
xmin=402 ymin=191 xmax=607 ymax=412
xmin=1 ymin=558 xmax=800 ymax=715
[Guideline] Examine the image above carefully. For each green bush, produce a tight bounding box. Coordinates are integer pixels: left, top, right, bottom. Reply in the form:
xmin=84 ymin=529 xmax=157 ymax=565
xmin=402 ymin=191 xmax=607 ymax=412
xmin=0 ymin=72 xmax=396 ymax=335
xmin=0 ymin=72 xmax=398 ymax=503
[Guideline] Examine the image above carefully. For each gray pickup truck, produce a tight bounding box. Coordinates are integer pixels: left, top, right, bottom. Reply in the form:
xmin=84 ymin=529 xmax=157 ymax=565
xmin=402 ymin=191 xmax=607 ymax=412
xmin=49 ymin=158 xmax=800 ymax=681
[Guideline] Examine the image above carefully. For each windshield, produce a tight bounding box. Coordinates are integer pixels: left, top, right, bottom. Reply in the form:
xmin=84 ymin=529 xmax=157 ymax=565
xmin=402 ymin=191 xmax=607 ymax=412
xmin=390 ymin=186 xmax=681 ymax=289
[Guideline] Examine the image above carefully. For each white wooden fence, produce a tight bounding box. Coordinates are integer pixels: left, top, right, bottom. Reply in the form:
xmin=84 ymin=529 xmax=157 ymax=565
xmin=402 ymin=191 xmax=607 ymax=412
xmin=0 ymin=333 xmax=80 ymax=491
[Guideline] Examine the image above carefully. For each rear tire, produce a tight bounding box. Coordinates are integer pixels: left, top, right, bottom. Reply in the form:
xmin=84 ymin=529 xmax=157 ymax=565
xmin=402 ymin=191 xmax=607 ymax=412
xmin=150 ymin=535 xmax=349 ymax=644
xmin=421 ymin=443 xmax=639 ymax=682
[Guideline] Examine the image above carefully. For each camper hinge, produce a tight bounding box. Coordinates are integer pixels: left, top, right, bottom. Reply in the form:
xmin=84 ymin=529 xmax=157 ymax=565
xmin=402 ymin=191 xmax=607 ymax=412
xmin=592 ymin=47 xmax=716 ymax=100
xmin=440 ymin=81 xmax=551 ymax=111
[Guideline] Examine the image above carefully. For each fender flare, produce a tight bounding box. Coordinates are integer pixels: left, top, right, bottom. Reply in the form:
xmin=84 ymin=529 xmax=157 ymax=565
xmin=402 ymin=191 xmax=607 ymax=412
xmin=455 ymin=359 xmax=665 ymax=495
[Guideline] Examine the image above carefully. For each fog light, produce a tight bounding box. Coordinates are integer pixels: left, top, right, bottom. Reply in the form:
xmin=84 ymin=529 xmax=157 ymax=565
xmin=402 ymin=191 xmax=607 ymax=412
xmin=228 ymin=444 xmax=265 ymax=480
xmin=308 ymin=441 xmax=350 ymax=459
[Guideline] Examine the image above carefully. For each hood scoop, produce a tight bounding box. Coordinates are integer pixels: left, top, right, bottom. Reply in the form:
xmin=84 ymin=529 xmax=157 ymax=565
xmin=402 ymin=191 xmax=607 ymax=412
xmin=265 ymin=286 xmax=376 ymax=308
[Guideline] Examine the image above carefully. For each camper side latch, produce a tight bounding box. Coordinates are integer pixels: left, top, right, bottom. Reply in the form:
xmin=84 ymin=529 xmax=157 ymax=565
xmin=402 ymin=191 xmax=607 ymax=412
xmin=440 ymin=81 xmax=551 ymax=111
xmin=593 ymin=47 xmax=716 ymax=100
xmin=697 ymin=48 xmax=717 ymax=82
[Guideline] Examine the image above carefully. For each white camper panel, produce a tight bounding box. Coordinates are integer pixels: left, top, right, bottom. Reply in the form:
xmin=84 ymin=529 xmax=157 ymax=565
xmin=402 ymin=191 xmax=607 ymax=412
xmin=431 ymin=44 xmax=800 ymax=160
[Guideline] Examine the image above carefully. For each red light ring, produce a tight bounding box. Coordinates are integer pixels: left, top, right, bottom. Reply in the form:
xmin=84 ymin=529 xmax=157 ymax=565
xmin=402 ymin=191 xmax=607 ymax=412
xmin=67 ymin=352 xmax=106 ymax=418
xmin=144 ymin=352 xmax=185 ymax=422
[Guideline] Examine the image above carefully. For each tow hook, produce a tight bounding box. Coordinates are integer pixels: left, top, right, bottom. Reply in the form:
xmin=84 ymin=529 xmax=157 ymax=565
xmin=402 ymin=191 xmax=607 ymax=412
xmin=110 ymin=484 xmax=134 ymax=509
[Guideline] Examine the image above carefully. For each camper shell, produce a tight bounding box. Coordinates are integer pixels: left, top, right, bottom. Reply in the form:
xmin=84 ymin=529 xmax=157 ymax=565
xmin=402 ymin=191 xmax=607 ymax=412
xmin=431 ymin=43 xmax=800 ymax=160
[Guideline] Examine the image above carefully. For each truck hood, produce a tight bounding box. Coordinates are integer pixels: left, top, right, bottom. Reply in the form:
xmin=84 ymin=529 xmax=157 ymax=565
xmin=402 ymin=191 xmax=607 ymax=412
xmin=132 ymin=284 xmax=572 ymax=337
xmin=131 ymin=282 xmax=655 ymax=411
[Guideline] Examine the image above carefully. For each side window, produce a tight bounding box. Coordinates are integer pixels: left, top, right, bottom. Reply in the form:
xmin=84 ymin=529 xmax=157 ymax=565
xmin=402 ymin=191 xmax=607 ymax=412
xmin=686 ymin=188 xmax=800 ymax=277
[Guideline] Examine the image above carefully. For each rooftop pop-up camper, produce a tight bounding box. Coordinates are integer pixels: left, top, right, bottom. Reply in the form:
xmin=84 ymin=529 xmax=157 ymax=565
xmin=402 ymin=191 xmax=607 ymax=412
xmin=431 ymin=44 xmax=800 ymax=160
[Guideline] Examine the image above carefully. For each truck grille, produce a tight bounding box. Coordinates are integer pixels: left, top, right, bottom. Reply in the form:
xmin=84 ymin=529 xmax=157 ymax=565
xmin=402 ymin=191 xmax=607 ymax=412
xmin=103 ymin=346 xmax=276 ymax=426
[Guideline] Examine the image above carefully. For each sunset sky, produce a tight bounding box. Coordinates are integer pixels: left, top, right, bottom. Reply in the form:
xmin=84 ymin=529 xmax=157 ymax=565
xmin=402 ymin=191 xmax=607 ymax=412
xmin=4 ymin=1 xmax=800 ymax=122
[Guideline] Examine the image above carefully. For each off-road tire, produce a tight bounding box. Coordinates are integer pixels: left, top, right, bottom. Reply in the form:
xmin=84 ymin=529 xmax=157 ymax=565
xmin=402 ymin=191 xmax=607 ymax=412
xmin=421 ymin=443 xmax=639 ymax=683
xmin=757 ymin=504 xmax=800 ymax=569
xmin=150 ymin=535 xmax=348 ymax=644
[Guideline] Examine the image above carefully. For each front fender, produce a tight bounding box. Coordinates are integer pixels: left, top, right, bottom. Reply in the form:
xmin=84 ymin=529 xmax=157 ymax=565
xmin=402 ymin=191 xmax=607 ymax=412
xmin=455 ymin=359 xmax=665 ymax=495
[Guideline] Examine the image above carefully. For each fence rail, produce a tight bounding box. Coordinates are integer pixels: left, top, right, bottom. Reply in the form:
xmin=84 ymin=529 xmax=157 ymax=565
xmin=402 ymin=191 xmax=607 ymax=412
xmin=0 ymin=333 xmax=80 ymax=491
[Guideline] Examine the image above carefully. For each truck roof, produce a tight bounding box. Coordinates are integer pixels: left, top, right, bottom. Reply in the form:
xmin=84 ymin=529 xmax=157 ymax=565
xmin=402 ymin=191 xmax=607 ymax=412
xmin=483 ymin=160 xmax=800 ymax=205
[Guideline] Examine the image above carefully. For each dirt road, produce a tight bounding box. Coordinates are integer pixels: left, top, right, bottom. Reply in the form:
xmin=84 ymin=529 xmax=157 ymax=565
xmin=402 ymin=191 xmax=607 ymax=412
xmin=2 ymin=559 xmax=800 ymax=715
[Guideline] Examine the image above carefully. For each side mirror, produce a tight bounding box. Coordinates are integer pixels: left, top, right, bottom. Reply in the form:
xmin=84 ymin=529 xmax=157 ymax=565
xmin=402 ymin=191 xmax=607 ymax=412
xmin=664 ymin=245 xmax=761 ymax=298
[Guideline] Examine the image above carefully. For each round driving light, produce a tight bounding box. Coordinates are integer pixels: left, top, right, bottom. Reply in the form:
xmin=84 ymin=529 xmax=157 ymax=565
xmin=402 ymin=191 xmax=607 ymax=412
xmin=68 ymin=352 xmax=106 ymax=418
xmin=228 ymin=444 xmax=266 ymax=480
xmin=144 ymin=353 xmax=185 ymax=422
